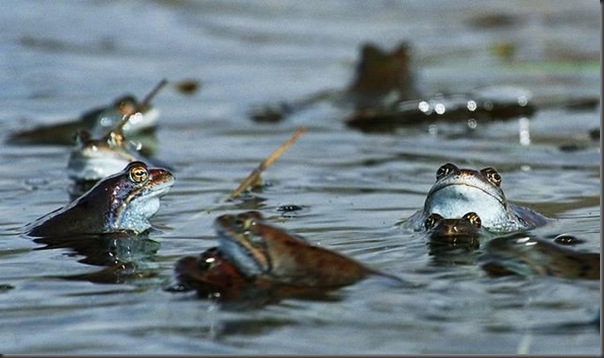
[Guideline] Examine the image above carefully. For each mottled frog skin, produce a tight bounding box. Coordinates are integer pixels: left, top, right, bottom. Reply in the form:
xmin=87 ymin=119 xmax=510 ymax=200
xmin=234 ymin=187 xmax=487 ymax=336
xmin=404 ymin=163 xmax=548 ymax=233
xmin=480 ymin=234 xmax=600 ymax=280
xmin=213 ymin=211 xmax=383 ymax=288
xmin=26 ymin=161 xmax=174 ymax=237
xmin=174 ymin=211 xmax=404 ymax=305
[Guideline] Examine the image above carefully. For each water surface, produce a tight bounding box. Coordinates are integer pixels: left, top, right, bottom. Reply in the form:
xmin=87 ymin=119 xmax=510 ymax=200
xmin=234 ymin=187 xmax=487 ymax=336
xmin=0 ymin=0 xmax=600 ymax=354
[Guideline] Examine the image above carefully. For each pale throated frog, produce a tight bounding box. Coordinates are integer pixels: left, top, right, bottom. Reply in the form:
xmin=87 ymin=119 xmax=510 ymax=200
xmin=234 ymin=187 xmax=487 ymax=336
xmin=26 ymin=161 xmax=174 ymax=237
xmin=404 ymin=163 xmax=547 ymax=233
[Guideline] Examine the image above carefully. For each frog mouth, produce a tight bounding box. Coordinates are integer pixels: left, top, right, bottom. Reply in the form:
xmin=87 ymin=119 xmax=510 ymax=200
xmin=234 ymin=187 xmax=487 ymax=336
xmin=128 ymin=173 xmax=175 ymax=204
xmin=214 ymin=220 xmax=270 ymax=278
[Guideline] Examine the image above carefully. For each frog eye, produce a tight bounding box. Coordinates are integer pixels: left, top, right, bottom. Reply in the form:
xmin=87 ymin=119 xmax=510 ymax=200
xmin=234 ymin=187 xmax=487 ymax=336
xmin=234 ymin=217 xmax=255 ymax=231
xmin=425 ymin=213 xmax=443 ymax=230
xmin=128 ymin=164 xmax=149 ymax=183
xmin=436 ymin=163 xmax=458 ymax=180
xmin=480 ymin=167 xmax=501 ymax=187
xmin=107 ymin=131 xmax=124 ymax=147
xmin=463 ymin=212 xmax=481 ymax=228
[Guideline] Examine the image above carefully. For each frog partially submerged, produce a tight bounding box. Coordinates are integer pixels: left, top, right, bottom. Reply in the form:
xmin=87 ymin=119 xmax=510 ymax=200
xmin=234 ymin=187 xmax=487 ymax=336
xmin=249 ymin=41 xmax=420 ymax=123
xmin=174 ymin=211 xmax=403 ymax=304
xmin=480 ymin=233 xmax=600 ymax=280
xmin=404 ymin=163 xmax=548 ymax=233
xmin=424 ymin=212 xmax=483 ymax=250
xmin=26 ymin=161 xmax=174 ymax=237
xmin=66 ymin=110 xmax=169 ymax=186
xmin=6 ymin=80 xmax=166 ymax=147
xmin=249 ymin=41 xmax=536 ymax=132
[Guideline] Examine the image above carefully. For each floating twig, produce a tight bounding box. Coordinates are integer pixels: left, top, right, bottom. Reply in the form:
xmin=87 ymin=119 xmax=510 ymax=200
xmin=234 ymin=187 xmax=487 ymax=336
xmin=112 ymin=79 xmax=169 ymax=135
xmin=200 ymin=127 xmax=307 ymax=215
xmin=229 ymin=127 xmax=307 ymax=200
xmin=138 ymin=78 xmax=168 ymax=112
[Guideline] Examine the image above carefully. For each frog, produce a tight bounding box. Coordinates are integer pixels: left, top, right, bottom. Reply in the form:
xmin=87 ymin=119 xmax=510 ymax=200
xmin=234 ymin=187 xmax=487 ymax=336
xmin=479 ymin=233 xmax=600 ymax=280
xmin=247 ymin=41 xmax=536 ymax=133
xmin=67 ymin=128 xmax=144 ymax=183
xmin=403 ymin=163 xmax=548 ymax=233
xmin=248 ymin=41 xmax=420 ymax=123
xmin=174 ymin=211 xmax=404 ymax=304
xmin=66 ymin=108 xmax=170 ymax=185
xmin=424 ymin=212 xmax=483 ymax=250
xmin=26 ymin=161 xmax=174 ymax=237
xmin=6 ymin=79 xmax=166 ymax=148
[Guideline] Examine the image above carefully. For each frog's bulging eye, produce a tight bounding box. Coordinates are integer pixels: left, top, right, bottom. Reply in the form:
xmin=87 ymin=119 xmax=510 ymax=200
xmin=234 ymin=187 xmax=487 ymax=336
xmin=436 ymin=163 xmax=458 ymax=180
xmin=463 ymin=212 xmax=481 ymax=228
xmin=235 ymin=217 xmax=255 ymax=231
xmin=425 ymin=213 xmax=443 ymax=230
xmin=128 ymin=165 xmax=149 ymax=184
xmin=481 ymin=167 xmax=501 ymax=187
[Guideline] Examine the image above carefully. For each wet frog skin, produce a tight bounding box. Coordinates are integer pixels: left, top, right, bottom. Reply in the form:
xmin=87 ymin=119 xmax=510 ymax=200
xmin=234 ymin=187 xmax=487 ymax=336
xmin=174 ymin=211 xmax=404 ymax=304
xmin=480 ymin=234 xmax=600 ymax=280
xmin=6 ymin=94 xmax=158 ymax=146
xmin=67 ymin=128 xmax=145 ymax=182
xmin=214 ymin=211 xmax=385 ymax=288
xmin=404 ymin=163 xmax=548 ymax=233
xmin=249 ymin=41 xmax=419 ymax=123
xmin=424 ymin=212 xmax=483 ymax=249
xmin=26 ymin=161 xmax=174 ymax=237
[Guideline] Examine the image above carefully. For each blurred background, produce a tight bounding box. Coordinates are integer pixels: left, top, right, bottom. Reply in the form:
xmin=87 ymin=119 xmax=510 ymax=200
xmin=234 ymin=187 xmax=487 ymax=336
xmin=0 ymin=0 xmax=600 ymax=354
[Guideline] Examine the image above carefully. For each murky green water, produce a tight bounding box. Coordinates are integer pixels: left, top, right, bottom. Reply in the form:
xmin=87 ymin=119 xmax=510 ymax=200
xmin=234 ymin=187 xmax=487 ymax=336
xmin=0 ymin=0 xmax=600 ymax=354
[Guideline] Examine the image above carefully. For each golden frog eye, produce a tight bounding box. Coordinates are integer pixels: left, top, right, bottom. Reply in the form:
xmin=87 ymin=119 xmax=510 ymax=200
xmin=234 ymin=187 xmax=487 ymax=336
xmin=463 ymin=212 xmax=481 ymax=228
xmin=425 ymin=213 xmax=443 ymax=230
xmin=436 ymin=163 xmax=458 ymax=180
xmin=128 ymin=164 xmax=149 ymax=184
xmin=234 ymin=217 xmax=255 ymax=231
xmin=480 ymin=167 xmax=501 ymax=187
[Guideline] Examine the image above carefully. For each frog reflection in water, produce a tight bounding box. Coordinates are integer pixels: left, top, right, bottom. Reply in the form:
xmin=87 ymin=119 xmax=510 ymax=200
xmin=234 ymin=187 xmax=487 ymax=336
xmin=26 ymin=161 xmax=174 ymax=237
xmin=404 ymin=163 xmax=548 ymax=233
xmin=175 ymin=211 xmax=403 ymax=305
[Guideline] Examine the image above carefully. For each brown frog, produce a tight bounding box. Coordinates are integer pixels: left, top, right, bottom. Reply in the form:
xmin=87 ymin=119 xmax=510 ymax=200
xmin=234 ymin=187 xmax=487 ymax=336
xmin=249 ymin=41 xmax=419 ymax=123
xmin=175 ymin=211 xmax=403 ymax=304
xmin=424 ymin=212 xmax=483 ymax=250
xmin=480 ymin=234 xmax=600 ymax=280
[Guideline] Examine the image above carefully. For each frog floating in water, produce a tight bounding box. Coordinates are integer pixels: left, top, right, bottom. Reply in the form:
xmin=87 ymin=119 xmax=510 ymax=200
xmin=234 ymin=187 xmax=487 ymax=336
xmin=26 ymin=161 xmax=174 ymax=237
xmin=174 ymin=211 xmax=403 ymax=305
xmin=249 ymin=41 xmax=535 ymax=132
xmin=67 ymin=113 xmax=150 ymax=183
xmin=424 ymin=212 xmax=484 ymax=250
xmin=404 ymin=163 xmax=548 ymax=233
xmin=249 ymin=41 xmax=420 ymax=123
xmin=6 ymin=80 xmax=166 ymax=148
xmin=479 ymin=233 xmax=600 ymax=280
